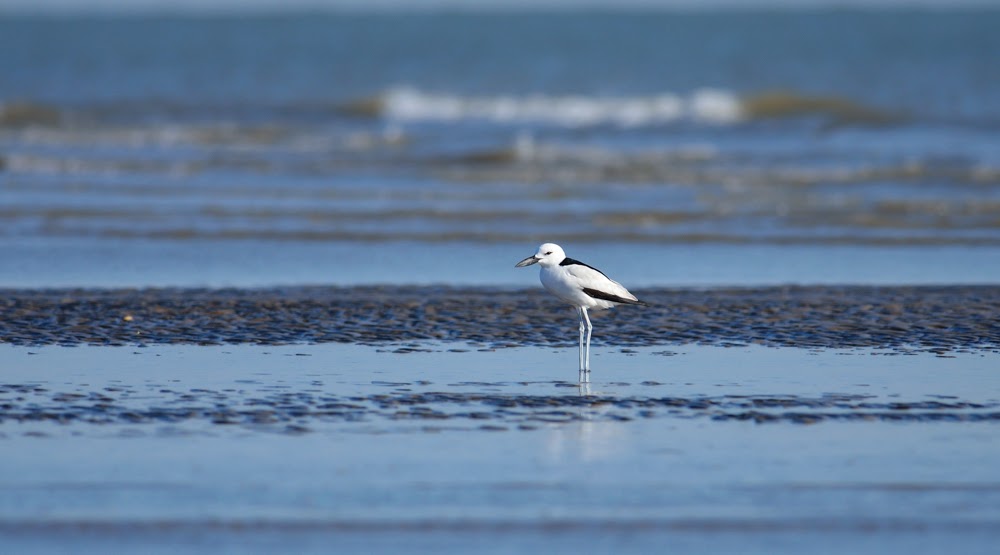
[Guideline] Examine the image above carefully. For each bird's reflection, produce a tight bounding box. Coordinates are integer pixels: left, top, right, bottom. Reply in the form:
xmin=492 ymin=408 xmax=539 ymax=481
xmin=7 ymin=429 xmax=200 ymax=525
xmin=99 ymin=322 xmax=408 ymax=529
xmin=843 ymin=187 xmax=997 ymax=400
xmin=543 ymin=417 xmax=628 ymax=463
xmin=542 ymin=380 xmax=628 ymax=463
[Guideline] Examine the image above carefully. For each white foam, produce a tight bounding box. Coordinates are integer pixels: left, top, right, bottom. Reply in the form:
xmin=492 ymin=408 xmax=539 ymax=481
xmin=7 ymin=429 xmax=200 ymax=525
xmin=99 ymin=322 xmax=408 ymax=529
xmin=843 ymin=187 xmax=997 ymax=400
xmin=690 ymin=88 xmax=744 ymax=124
xmin=380 ymin=86 xmax=744 ymax=127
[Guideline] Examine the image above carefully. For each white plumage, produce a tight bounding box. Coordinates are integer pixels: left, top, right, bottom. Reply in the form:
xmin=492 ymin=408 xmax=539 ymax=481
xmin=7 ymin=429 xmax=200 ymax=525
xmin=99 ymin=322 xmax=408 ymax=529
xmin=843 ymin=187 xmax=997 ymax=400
xmin=515 ymin=243 xmax=646 ymax=382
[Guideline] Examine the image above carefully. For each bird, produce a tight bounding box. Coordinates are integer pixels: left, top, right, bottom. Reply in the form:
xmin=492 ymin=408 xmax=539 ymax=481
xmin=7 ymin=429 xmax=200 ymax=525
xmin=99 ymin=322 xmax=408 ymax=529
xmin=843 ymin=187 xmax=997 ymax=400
xmin=515 ymin=243 xmax=646 ymax=383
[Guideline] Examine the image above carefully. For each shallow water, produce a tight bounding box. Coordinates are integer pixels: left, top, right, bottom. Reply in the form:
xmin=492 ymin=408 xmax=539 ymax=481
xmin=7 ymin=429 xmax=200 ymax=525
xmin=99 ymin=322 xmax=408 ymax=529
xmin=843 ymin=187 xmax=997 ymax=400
xmin=3 ymin=343 xmax=1000 ymax=432
xmin=1 ymin=344 xmax=999 ymax=554
xmin=3 ymin=239 xmax=1000 ymax=288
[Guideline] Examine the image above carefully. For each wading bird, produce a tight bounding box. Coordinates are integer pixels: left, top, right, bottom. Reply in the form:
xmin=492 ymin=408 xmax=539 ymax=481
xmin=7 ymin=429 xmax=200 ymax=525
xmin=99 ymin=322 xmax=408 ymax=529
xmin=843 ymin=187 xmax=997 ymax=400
xmin=515 ymin=243 xmax=646 ymax=383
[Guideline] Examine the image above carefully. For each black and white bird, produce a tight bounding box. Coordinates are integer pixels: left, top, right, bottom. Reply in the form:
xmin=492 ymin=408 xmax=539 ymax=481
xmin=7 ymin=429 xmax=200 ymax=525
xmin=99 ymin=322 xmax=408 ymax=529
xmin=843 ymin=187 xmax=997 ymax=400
xmin=515 ymin=243 xmax=646 ymax=382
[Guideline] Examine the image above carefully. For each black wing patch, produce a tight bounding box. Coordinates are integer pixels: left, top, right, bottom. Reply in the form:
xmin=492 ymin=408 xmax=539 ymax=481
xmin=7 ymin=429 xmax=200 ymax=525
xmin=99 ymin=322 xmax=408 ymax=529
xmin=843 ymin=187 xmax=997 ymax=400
xmin=560 ymin=257 xmax=609 ymax=279
xmin=582 ymin=287 xmax=648 ymax=306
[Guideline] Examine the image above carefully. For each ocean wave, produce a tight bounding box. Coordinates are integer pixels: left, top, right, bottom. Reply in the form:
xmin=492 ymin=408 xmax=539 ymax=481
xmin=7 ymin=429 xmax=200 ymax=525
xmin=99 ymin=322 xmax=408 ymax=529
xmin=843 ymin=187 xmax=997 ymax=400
xmin=342 ymin=87 xmax=745 ymax=127
xmin=429 ymin=138 xmax=1000 ymax=188
xmin=339 ymin=87 xmax=912 ymax=128
xmin=742 ymin=91 xmax=903 ymax=126
xmin=0 ymin=101 xmax=62 ymax=128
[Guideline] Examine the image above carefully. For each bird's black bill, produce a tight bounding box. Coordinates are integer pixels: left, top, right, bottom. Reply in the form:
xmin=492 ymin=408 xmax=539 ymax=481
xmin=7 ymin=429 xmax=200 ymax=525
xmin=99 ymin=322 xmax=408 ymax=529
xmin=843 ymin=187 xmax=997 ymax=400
xmin=515 ymin=255 xmax=539 ymax=268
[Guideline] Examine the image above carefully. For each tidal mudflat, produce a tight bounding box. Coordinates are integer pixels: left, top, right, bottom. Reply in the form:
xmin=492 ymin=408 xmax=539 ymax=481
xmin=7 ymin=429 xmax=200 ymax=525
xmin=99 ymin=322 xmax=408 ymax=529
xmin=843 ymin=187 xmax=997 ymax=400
xmin=3 ymin=285 xmax=999 ymax=351
xmin=2 ymin=342 xmax=999 ymax=554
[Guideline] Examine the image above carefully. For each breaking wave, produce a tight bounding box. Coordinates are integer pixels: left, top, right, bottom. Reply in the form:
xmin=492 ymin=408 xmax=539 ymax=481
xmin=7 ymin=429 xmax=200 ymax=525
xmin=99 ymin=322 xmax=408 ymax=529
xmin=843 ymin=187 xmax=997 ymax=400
xmin=343 ymin=87 xmax=745 ymax=127
xmin=340 ymin=87 xmax=910 ymax=128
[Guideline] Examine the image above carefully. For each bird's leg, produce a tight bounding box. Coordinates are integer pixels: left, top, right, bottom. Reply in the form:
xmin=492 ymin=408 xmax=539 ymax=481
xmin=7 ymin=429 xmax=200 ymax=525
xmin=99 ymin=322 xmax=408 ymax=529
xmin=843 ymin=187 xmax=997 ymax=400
xmin=582 ymin=306 xmax=593 ymax=375
xmin=576 ymin=307 xmax=585 ymax=374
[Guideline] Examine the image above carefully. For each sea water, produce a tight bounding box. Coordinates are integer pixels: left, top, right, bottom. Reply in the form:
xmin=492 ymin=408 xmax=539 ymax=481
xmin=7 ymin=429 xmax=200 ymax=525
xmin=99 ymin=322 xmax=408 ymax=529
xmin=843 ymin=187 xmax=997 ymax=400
xmin=2 ymin=10 xmax=1000 ymax=288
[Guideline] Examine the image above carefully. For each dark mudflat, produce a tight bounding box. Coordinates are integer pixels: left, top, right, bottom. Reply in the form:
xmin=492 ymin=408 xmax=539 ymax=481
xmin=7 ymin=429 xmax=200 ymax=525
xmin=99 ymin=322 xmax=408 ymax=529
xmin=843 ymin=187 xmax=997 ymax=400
xmin=1 ymin=285 xmax=998 ymax=351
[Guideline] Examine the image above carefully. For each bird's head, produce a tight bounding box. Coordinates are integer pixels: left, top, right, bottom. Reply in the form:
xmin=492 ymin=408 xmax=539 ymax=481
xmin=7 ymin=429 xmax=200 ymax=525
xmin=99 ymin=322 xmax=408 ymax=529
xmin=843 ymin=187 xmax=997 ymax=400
xmin=515 ymin=243 xmax=566 ymax=268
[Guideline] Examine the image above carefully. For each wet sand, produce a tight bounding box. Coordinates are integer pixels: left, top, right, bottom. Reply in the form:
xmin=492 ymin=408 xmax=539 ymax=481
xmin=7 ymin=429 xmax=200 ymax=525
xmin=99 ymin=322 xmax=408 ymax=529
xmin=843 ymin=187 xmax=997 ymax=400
xmin=3 ymin=285 xmax=998 ymax=352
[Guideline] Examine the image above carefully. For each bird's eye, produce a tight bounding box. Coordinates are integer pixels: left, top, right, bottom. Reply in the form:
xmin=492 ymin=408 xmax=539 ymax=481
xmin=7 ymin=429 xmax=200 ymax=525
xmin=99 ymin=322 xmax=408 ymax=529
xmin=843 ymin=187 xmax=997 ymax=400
xmin=544 ymin=251 xmax=553 ymax=255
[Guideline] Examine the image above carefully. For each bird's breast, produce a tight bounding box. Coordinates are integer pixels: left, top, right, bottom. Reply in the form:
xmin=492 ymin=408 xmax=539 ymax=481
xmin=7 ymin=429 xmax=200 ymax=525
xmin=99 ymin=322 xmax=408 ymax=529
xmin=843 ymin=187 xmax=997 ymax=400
xmin=539 ymin=267 xmax=589 ymax=306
